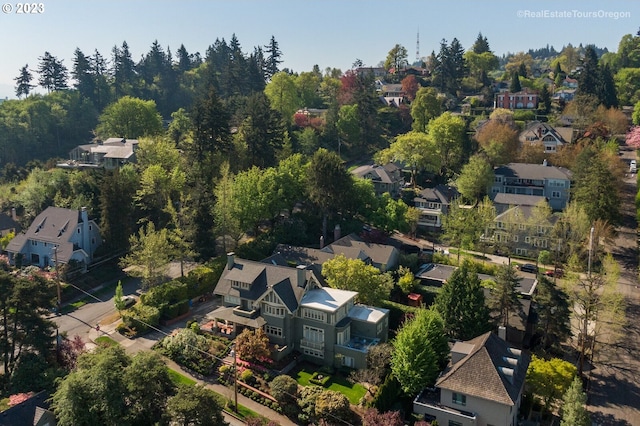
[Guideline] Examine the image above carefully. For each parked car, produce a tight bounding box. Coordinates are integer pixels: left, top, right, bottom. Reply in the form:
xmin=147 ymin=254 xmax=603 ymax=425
xmin=121 ymin=295 xmax=136 ymax=308
xmin=545 ymin=268 xmax=564 ymax=278
xmin=518 ymin=263 xmax=538 ymax=273
xmin=630 ymin=159 xmax=637 ymax=173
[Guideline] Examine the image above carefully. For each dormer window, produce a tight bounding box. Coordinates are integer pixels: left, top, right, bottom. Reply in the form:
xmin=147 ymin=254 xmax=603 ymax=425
xmin=231 ymin=280 xmax=250 ymax=290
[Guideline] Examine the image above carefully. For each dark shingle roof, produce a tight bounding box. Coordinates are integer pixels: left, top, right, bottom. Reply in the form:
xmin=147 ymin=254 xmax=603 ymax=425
xmin=493 ymin=193 xmax=547 ymax=207
xmin=415 ymin=185 xmax=459 ymax=204
xmin=0 ymin=391 xmax=52 ymax=426
xmin=436 ymin=332 xmax=530 ymax=406
xmin=0 ymin=212 xmax=21 ymax=233
xmin=494 ymin=163 xmax=572 ymax=180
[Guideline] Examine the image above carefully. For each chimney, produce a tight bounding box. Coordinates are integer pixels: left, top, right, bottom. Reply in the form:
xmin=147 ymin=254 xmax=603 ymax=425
xmin=542 ymin=159 xmax=548 ymax=167
xmin=334 ymin=224 xmax=341 ymax=241
xmin=498 ymin=326 xmax=507 ymax=340
xmin=226 ymin=252 xmax=235 ymax=270
xmin=11 ymin=207 xmax=17 ymax=221
xmin=319 ymin=235 xmax=325 ymax=249
xmin=296 ymin=265 xmax=307 ymax=288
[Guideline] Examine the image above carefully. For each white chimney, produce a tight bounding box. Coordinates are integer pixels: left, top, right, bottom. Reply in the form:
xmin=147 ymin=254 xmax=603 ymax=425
xmin=498 ymin=326 xmax=507 ymax=340
xmin=319 ymin=235 xmax=325 ymax=249
xmin=296 ymin=265 xmax=307 ymax=288
xmin=542 ymin=159 xmax=548 ymax=167
xmin=11 ymin=207 xmax=17 ymax=221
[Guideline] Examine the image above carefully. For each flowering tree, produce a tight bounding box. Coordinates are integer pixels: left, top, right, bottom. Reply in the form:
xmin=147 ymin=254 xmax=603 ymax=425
xmin=625 ymin=126 xmax=640 ymax=148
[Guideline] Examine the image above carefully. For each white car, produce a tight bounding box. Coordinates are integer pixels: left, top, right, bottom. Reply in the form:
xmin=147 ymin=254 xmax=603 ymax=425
xmin=121 ymin=295 xmax=136 ymax=308
xmin=630 ymin=160 xmax=637 ymax=173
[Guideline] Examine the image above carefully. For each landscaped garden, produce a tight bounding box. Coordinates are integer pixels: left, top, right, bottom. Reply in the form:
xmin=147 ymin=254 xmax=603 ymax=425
xmin=295 ymin=365 xmax=367 ymax=405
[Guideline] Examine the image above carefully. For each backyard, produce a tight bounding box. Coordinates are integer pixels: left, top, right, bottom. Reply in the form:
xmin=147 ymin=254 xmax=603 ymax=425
xmin=294 ymin=365 xmax=367 ymax=405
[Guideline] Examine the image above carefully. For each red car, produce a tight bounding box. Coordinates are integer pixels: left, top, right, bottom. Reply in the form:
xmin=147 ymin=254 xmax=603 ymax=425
xmin=545 ymin=269 xmax=564 ymax=278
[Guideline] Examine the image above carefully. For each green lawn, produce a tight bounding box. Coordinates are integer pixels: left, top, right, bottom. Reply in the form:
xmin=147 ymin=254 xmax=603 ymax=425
xmin=295 ymin=368 xmax=367 ymax=404
xmin=167 ymin=368 xmax=197 ymax=386
xmin=95 ymin=336 xmax=118 ymax=346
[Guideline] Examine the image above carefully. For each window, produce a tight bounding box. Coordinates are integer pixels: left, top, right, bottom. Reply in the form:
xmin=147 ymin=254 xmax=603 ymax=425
xmin=77 ymin=228 xmax=81 ymax=234
xmin=303 ymin=309 xmax=326 ymax=323
xmin=231 ymin=280 xmax=250 ymax=290
xmin=31 ymin=253 xmax=40 ymax=264
xmin=265 ymin=325 xmax=283 ymax=338
xmin=263 ymin=304 xmax=285 ymax=318
xmin=452 ymin=392 xmax=466 ymax=406
xmin=224 ymin=295 xmax=240 ymax=305
xmin=89 ymin=225 xmax=92 ymax=231
xmin=337 ymin=328 xmax=350 ymax=345
xmin=342 ymin=356 xmax=354 ymax=367
xmin=31 ymin=240 xmax=37 ymax=246
xmin=449 ymin=422 xmax=463 ymax=426
xmin=552 ymin=191 xmax=561 ymax=198
xmin=302 ymin=348 xmax=323 ymax=358
xmin=513 ymin=235 xmax=519 ymax=242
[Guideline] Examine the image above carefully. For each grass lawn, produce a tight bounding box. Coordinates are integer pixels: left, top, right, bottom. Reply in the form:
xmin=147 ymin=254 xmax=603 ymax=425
xmin=295 ymin=368 xmax=367 ymax=405
xmin=167 ymin=368 xmax=197 ymax=386
xmin=95 ymin=336 xmax=118 ymax=346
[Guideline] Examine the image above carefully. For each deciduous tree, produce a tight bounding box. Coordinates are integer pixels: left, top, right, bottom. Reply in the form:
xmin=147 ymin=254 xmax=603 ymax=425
xmin=120 ymin=221 xmax=174 ymax=289
xmin=95 ymin=96 xmax=163 ymax=139
xmin=235 ymin=328 xmax=270 ymax=363
xmin=427 ymin=112 xmax=467 ymax=178
xmin=410 ymin=87 xmax=442 ymax=132
xmin=384 ymin=44 xmax=409 ymax=72
xmin=526 ymin=355 xmax=577 ymax=417
xmin=454 ymin=154 xmax=493 ymax=202
xmin=322 ymin=255 xmax=393 ymax=305
xmin=166 ymin=384 xmax=228 ymax=426
xmin=375 ymin=131 xmax=439 ymax=187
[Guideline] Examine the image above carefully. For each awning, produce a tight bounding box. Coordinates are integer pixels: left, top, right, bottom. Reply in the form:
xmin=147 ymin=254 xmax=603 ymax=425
xmin=205 ymin=306 xmax=267 ymax=328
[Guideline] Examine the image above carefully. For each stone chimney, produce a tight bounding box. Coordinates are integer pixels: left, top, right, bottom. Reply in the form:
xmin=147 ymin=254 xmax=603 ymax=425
xmin=226 ymin=252 xmax=235 ymax=270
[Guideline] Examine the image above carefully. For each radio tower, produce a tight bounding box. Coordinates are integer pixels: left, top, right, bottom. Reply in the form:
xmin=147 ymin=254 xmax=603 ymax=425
xmin=416 ymin=29 xmax=420 ymax=64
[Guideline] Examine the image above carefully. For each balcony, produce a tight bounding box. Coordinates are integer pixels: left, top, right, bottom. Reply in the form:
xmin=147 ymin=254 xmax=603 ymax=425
xmin=413 ymin=388 xmax=477 ymax=425
xmin=300 ymin=339 xmax=324 ymax=350
xmin=232 ymin=306 xmax=259 ymax=319
xmin=336 ymin=336 xmax=380 ymax=353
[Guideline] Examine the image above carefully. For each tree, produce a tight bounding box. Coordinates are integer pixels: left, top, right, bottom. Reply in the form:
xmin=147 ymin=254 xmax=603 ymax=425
xmin=625 ymin=126 xmax=640 ymax=148
xmin=509 ymin=70 xmax=522 ymax=92
xmin=14 ymin=64 xmax=34 ymax=98
xmin=111 ymin=41 xmax=138 ymax=98
xmin=99 ymin=166 xmax=139 ymax=251
xmin=237 ymin=91 xmax=284 ymax=167
xmin=322 ymin=255 xmax=393 ymax=305
xmin=534 ymin=276 xmax=571 ymax=350
xmin=526 ymin=355 xmax=577 ymax=417
xmin=397 ymin=266 xmax=418 ymax=294
xmin=401 ymin=75 xmax=420 ymax=101
xmin=362 ymin=408 xmax=403 ymax=426
xmin=114 ymin=281 xmax=125 ymax=313
xmin=410 ymin=87 xmax=442 ymax=132
xmin=0 ymin=272 xmax=56 ymax=390
xmin=95 ymin=96 xmax=163 ymax=139
xmin=454 ymin=154 xmax=493 ymax=202
xmin=434 ymin=261 xmax=491 ymax=340
xmin=235 ymin=328 xmax=270 ymax=363
xmin=190 ymin=85 xmax=233 ymax=162
xmin=427 ymin=112 xmax=467 ymax=178
xmin=384 ymin=44 xmax=409 ymax=71
xmin=505 ymin=52 xmax=533 ymax=77
xmin=71 ymin=48 xmax=95 ymax=100
xmin=560 ymin=376 xmax=590 ymax=426
xmin=213 ymin=162 xmax=241 ymax=252
xmin=349 ymin=343 xmax=392 ymax=394
xmin=306 ymin=148 xmax=354 ymax=240
xmin=120 ymin=221 xmax=174 ymax=289
xmin=264 ymin=35 xmax=282 ymax=80
xmin=166 ymin=384 xmax=228 ymax=426
xmin=474 ymin=119 xmax=520 ymax=165
xmin=270 ymin=375 xmax=299 ymax=415
xmin=37 ymin=51 xmax=68 ymax=92
xmin=539 ymin=84 xmax=552 ymax=113
xmin=314 ymin=390 xmax=350 ymax=423
xmin=52 ymin=346 xmax=175 ymax=426
xmin=487 ymin=264 xmax=523 ymax=328
xmin=265 ymin=72 xmax=300 ymax=124
xmin=391 ymin=308 xmax=449 ymax=396
xmin=376 ymin=131 xmax=439 ymax=187
xmin=442 ymin=199 xmax=493 ymax=263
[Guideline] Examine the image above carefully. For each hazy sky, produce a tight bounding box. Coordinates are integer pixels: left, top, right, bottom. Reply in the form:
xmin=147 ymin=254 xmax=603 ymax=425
xmin=0 ymin=0 xmax=638 ymax=99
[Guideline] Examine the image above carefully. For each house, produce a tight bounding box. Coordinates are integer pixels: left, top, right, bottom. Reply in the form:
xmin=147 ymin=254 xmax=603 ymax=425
xmin=0 ymin=390 xmax=56 ymax=426
xmin=414 ymin=185 xmax=459 ymax=229
xmin=552 ymin=88 xmax=576 ymax=102
xmin=5 ymin=207 xmax=102 ymax=271
xmin=355 ymin=67 xmax=387 ymax=78
xmin=413 ymin=331 xmax=530 ymax=426
xmin=488 ymin=204 xmax=558 ymax=259
xmin=58 ymin=138 xmax=139 ymax=170
xmin=209 ymin=253 xmax=389 ymax=368
xmin=0 ymin=208 xmax=21 ymax=237
xmin=494 ymin=89 xmax=539 ymax=110
xmin=490 ymin=162 xmax=572 ymax=210
xmin=351 ymin=163 xmax=404 ymax=197
xmin=492 ymin=193 xmax=547 ymax=215
xmin=271 ymin=233 xmax=400 ymax=272
xmin=519 ymin=121 xmax=574 ymax=153
xmin=563 ymin=77 xmax=579 ymax=88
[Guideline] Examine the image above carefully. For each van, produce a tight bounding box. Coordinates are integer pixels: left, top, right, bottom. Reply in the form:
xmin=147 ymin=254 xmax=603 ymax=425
xmin=630 ymin=160 xmax=637 ymax=173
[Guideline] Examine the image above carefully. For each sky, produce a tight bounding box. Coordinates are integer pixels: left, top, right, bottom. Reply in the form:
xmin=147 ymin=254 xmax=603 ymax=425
xmin=0 ymin=0 xmax=639 ymax=99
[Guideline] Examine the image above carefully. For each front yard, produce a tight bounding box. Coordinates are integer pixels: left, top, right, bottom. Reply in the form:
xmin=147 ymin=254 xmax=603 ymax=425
xmin=295 ymin=365 xmax=367 ymax=405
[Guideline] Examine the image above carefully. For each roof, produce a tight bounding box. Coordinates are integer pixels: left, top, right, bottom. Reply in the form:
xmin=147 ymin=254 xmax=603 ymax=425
xmin=348 ymin=305 xmax=389 ymax=323
xmin=494 ymin=205 xmax=558 ymax=227
xmin=493 ymin=193 xmax=547 ymax=207
xmin=0 ymin=391 xmax=52 ymax=426
xmin=415 ymin=185 xmax=459 ymax=204
xmin=5 ymin=207 xmax=93 ymax=263
xmin=494 ymin=163 xmax=572 ymax=181
xmin=0 ymin=212 xmax=20 ymax=233
xmin=300 ymin=287 xmax=357 ymax=313
xmin=214 ymin=256 xmax=315 ymax=311
xmin=351 ymin=163 xmax=401 ymax=185
xmin=205 ymin=306 xmax=267 ymax=328
xmin=330 ymin=234 xmax=398 ymax=270
xmin=436 ymin=332 xmax=530 ymax=406
xmin=70 ymin=138 xmax=138 ymax=161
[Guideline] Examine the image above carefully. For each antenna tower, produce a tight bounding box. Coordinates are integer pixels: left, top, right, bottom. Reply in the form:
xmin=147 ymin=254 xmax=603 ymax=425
xmin=416 ymin=29 xmax=420 ymax=63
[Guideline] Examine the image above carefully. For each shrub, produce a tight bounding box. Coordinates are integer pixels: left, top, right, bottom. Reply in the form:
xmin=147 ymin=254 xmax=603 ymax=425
xmin=240 ymin=369 xmax=254 ymax=383
xmin=122 ymin=304 xmax=160 ymax=334
xmin=185 ymin=265 xmax=217 ymax=298
xmin=141 ymin=280 xmax=189 ymax=310
xmin=159 ymin=328 xmax=216 ymax=375
xmin=309 ymin=372 xmax=331 ymax=387
xmin=219 ymin=364 xmax=230 ymax=375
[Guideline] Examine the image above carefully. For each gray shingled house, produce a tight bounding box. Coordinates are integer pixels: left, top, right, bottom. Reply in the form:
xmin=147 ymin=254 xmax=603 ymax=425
xmin=414 ymin=331 xmax=530 ymax=426
xmin=208 ymin=253 xmax=389 ymax=369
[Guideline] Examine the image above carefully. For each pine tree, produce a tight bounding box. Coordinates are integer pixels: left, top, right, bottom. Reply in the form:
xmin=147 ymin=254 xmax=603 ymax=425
xmin=488 ymin=264 xmax=523 ymax=328
xmin=510 ymin=70 xmax=522 ymax=92
xmin=598 ymin=64 xmax=618 ymax=108
xmin=264 ymin=35 xmax=283 ymax=80
xmin=577 ymin=46 xmax=600 ymax=99
xmin=472 ymin=32 xmax=490 ymax=54
xmin=37 ymin=51 xmax=68 ymax=92
xmin=112 ymin=41 xmax=137 ymax=97
xmin=560 ymin=376 xmax=590 ymax=426
xmin=14 ymin=64 xmax=34 ymax=98
xmin=539 ymin=84 xmax=551 ymax=113
xmin=72 ymin=48 xmax=95 ymax=99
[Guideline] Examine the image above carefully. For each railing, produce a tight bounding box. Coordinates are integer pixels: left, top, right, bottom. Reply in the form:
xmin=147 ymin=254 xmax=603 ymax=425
xmin=300 ymin=339 xmax=324 ymax=350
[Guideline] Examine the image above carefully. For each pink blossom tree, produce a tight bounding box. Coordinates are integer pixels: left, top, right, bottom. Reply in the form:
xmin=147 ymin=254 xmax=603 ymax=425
xmin=625 ymin=126 xmax=640 ymax=148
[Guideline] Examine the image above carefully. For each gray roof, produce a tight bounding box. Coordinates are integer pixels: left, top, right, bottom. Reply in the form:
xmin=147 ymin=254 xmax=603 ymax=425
xmin=5 ymin=207 xmax=94 ymax=263
xmin=492 ymin=193 xmax=547 ymax=207
xmin=351 ymin=163 xmax=400 ymax=185
xmin=494 ymin=205 xmax=559 ymax=227
xmin=494 ymin=163 xmax=572 ymax=181
xmin=0 ymin=212 xmax=21 ymax=233
xmin=436 ymin=332 xmax=530 ymax=406
xmin=415 ymin=185 xmax=459 ymax=204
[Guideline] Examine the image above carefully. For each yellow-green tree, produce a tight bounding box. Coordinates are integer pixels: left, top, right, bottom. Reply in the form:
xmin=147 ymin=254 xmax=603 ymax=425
xmin=526 ymin=355 xmax=577 ymax=417
xmin=322 ymin=255 xmax=393 ymax=305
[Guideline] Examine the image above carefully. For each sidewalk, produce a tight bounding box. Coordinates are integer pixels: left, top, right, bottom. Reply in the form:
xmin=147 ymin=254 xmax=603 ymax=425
xmin=92 ymin=319 xmax=297 ymax=426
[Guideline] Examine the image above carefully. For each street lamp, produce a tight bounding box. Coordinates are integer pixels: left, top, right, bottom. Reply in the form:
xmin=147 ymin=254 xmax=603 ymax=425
xmin=229 ymin=345 xmax=238 ymax=412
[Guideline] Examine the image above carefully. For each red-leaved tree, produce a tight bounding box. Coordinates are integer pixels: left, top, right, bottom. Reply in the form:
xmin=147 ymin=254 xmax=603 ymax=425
xmin=363 ymin=408 xmax=404 ymax=426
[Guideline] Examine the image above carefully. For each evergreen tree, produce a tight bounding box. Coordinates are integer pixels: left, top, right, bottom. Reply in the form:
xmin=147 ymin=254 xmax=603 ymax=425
xmin=472 ymin=32 xmax=490 ymax=54
xmin=577 ymin=45 xmax=600 ymax=99
xmin=112 ymin=41 xmax=137 ymax=97
xmin=72 ymin=48 xmax=95 ymax=100
xmin=560 ymin=377 xmax=590 ymax=426
xmin=37 ymin=51 xmax=68 ymax=92
xmin=488 ymin=264 xmax=523 ymax=328
xmin=190 ymin=85 xmax=233 ymax=162
xmin=510 ymin=70 xmax=522 ymax=92
xmin=91 ymin=49 xmax=111 ymax=109
xmin=434 ymin=261 xmax=492 ymax=340
xmin=14 ymin=64 xmax=34 ymax=98
xmin=176 ymin=44 xmax=194 ymax=73
xmin=264 ymin=35 xmax=283 ymax=80
xmin=237 ymin=92 xmax=284 ymax=168
xmin=518 ymin=61 xmax=528 ymax=78
xmin=539 ymin=84 xmax=551 ymax=113
xmin=598 ymin=64 xmax=618 ymax=108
